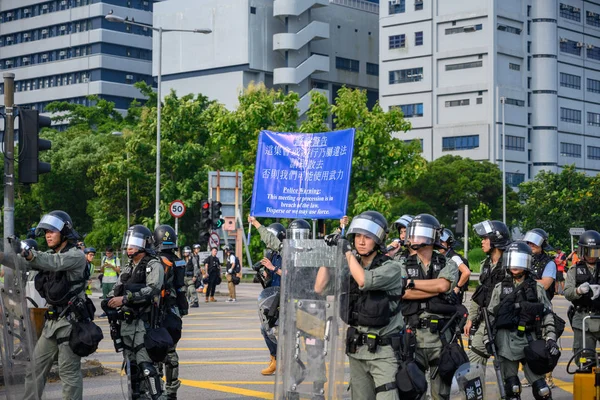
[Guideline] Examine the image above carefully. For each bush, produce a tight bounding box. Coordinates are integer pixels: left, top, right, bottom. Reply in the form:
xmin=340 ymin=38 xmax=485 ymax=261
xmin=467 ymin=248 xmax=487 ymax=272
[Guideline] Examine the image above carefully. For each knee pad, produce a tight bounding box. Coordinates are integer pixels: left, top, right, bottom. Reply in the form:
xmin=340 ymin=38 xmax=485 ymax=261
xmin=504 ymin=375 xmax=521 ymax=400
xmin=140 ymin=362 xmax=163 ymax=400
xmin=532 ymin=378 xmax=552 ymax=400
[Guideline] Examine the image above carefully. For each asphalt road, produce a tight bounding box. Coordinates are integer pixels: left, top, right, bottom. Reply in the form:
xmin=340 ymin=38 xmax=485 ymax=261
xmin=0 ymin=283 xmax=584 ymax=399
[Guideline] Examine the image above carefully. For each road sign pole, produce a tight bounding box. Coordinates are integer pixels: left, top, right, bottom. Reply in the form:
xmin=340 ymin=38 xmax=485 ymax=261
xmin=175 ymin=217 xmax=179 ymax=245
xmin=571 ymin=235 xmax=574 ymax=254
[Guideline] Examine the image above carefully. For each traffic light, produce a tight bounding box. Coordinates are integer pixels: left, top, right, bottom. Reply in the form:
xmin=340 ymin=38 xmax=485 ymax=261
xmin=18 ymin=109 xmax=51 ymax=184
xmin=451 ymin=207 xmax=465 ymax=235
xmin=200 ymin=200 xmax=211 ymax=229
xmin=199 ymin=230 xmax=210 ymax=245
xmin=210 ymin=201 xmax=224 ymax=229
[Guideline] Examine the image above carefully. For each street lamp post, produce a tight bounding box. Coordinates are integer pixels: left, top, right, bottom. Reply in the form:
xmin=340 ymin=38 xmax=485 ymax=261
xmin=105 ymin=13 xmax=211 ymax=228
xmin=112 ymin=132 xmax=130 ymax=228
xmin=500 ymin=96 xmax=506 ymax=225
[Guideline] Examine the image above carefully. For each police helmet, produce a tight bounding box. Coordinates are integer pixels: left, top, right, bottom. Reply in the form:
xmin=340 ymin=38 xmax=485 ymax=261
xmin=35 ymin=210 xmax=80 ymax=241
xmin=192 ymin=244 xmax=201 ymax=250
xmin=182 ymin=246 xmax=192 ymax=256
xmin=473 ymin=220 xmax=511 ymax=250
xmin=523 ymin=228 xmax=553 ymax=251
xmin=440 ymin=228 xmax=456 ymax=249
xmin=503 ymin=241 xmax=532 ymax=271
xmin=153 ymin=224 xmax=178 ymax=251
xmin=83 ymin=247 xmax=96 ymax=255
xmin=266 ymin=223 xmax=286 ymax=242
xmin=577 ymin=230 xmax=600 ymax=259
xmin=287 ymin=219 xmax=311 ymax=240
xmin=406 ymin=214 xmax=442 ymax=249
xmin=393 ymin=214 xmax=413 ymax=232
xmin=122 ymin=225 xmax=154 ymax=254
xmin=346 ymin=211 xmax=388 ymax=250
xmin=24 ymin=239 xmax=39 ymax=251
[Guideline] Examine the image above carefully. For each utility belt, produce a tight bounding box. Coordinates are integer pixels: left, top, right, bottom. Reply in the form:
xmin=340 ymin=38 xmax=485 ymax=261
xmin=346 ymin=326 xmax=402 ymax=354
xmin=574 ymin=306 xmax=600 ymax=314
xmin=120 ymin=307 xmax=150 ymax=324
xmin=407 ymin=315 xmax=452 ymax=335
xmin=185 ymin=271 xmax=195 ymax=277
xmin=45 ymin=305 xmax=69 ymax=320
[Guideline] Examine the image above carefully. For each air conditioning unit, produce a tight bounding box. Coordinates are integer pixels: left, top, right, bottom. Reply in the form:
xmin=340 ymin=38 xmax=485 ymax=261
xmin=24 ymin=9 xmax=30 ymax=14
xmin=59 ymin=51 xmax=66 ymax=56
xmin=41 ymin=54 xmax=48 ymax=59
xmin=41 ymin=29 xmax=48 ymax=34
xmin=23 ymin=33 xmax=29 ymax=38
xmin=415 ymin=0 xmax=423 ymax=3
xmin=42 ymin=4 xmax=49 ymax=9
xmin=82 ymin=77 xmax=89 ymax=83
xmin=143 ymin=1 xmax=149 ymax=5
xmin=5 ymin=60 xmax=12 ymax=66
xmin=61 ymin=0 xmax=67 ymax=5
xmin=560 ymin=3 xmax=568 ymax=9
xmin=577 ymin=42 xmax=584 ymax=47
xmin=390 ymin=0 xmax=401 ymax=5
xmin=60 ymin=26 xmax=66 ymax=31
xmin=126 ymin=74 xmax=134 ymax=80
xmin=560 ymin=37 xmax=568 ymax=43
xmin=6 ymin=36 xmax=12 ymax=41
xmin=6 ymin=12 xmax=12 ymax=17
xmin=22 ymin=57 xmax=29 ymax=62
xmin=574 ymin=7 xmax=581 ymax=12
xmin=588 ymin=44 xmax=595 ymax=49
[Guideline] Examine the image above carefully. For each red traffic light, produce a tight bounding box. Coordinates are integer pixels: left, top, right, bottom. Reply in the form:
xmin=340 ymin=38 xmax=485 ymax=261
xmin=202 ymin=202 xmax=210 ymax=210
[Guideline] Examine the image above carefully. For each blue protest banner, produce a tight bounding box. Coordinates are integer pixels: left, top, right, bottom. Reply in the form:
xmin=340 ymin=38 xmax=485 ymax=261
xmin=250 ymin=129 xmax=355 ymax=219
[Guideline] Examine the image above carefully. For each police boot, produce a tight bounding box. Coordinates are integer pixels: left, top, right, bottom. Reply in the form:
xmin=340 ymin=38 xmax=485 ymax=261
xmin=261 ymin=356 xmax=276 ymax=375
xmin=140 ymin=362 xmax=165 ymax=400
xmin=129 ymin=361 xmax=142 ymax=399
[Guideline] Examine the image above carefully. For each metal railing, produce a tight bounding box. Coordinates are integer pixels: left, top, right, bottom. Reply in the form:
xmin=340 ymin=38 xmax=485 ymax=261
xmin=329 ymin=0 xmax=379 ymax=14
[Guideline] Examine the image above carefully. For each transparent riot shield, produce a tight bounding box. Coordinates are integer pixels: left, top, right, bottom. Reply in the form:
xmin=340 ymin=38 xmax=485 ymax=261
xmin=450 ymin=363 xmax=485 ymax=400
xmin=274 ymin=239 xmax=349 ymax=400
xmin=0 ymin=247 xmax=44 ymax=399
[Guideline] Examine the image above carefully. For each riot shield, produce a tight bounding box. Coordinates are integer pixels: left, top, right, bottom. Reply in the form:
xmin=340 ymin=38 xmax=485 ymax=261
xmin=274 ymin=239 xmax=349 ymax=400
xmin=0 ymin=247 xmax=44 ymax=399
xmin=258 ymin=286 xmax=280 ymax=344
xmin=450 ymin=362 xmax=486 ymax=400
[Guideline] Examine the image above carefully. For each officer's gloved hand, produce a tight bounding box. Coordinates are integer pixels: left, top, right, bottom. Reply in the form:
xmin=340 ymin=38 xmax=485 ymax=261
xmin=577 ymin=282 xmax=591 ymax=295
xmin=324 ymin=233 xmax=340 ymax=247
xmin=324 ymin=233 xmax=352 ymax=254
xmin=8 ymin=236 xmax=22 ymax=254
xmin=483 ymin=339 xmax=494 ymax=355
xmin=546 ymin=339 xmax=560 ymax=356
xmin=227 ymin=269 xmax=233 ymax=274
xmin=590 ymin=284 xmax=600 ymax=300
xmin=444 ymin=291 xmax=460 ymax=305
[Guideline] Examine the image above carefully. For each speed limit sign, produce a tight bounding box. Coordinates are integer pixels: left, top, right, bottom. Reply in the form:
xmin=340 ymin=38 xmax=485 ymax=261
xmin=169 ymin=200 xmax=186 ymax=218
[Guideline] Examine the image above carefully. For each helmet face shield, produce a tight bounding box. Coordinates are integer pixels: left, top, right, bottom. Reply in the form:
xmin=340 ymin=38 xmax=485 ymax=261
xmin=579 ymin=247 xmax=600 ymax=259
xmin=523 ymin=231 xmax=544 ymax=247
xmin=122 ymin=230 xmax=148 ymax=252
xmin=503 ymin=251 xmax=531 ymax=270
xmin=407 ymin=224 xmax=437 ymax=247
xmin=287 ymin=228 xmax=310 ymax=240
xmin=347 ymin=218 xmax=386 ymax=245
xmin=35 ymin=214 xmax=65 ymax=235
xmin=473 ymin=220 xmax=494 ymax=238
xmin=394 ymin=215 xmax=413 ymax=230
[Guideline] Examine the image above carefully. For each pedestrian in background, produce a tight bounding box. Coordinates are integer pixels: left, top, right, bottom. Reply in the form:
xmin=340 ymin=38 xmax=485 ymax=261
xmin=203 ymin=247 xmax=221 ymax=303
xmin=224 ymin=246 xmax=240 ymax=302
xmin=554 ymin=247 xmax=567 ymax=295
xmin=84 ymin=247 xmax=96 ymax=296
xmin=98 ymin=246 xmax=121 ymax=317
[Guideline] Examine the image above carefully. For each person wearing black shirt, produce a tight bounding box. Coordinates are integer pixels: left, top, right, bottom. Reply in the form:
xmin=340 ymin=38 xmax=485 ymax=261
xmin=203 ymin=247 xmax=222 ymax=302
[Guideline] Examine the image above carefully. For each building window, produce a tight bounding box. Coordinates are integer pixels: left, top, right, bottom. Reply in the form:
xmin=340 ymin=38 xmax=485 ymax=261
xmin=366 ymin=62 xmax=379 ymax=76
xmin=415 ymin=31 xmax=423 ymax=46
xmin=560 ymin=39 xmax=582 ymax=56
xmin=389 ymin=34 xmax=406 ymax=49
xmin=394 ymin=103 xmax=423 ymax=117
xmin=445 ymin=61 xmax=482 ymax=71
xmin=528 ymin=77 xmax=532 ymax=89
xmin=505 ymin=135 xmax=525 ymax=151
xmin=442 ymin=135 xmax=479 ymax=151
xmin=415 ymin=0 xmax=423 ymax=11
xmin=497 ymin=24 xmax=522 ymax=34
xmin=587 ymin=11 xmax=600 ymax=27
xmin=389 ymin=0 xmax=406 ymax=14
xmin=476 ymin=97 xmax=483 ymax=104
xmin=528 ymin=20 xmax=531 ymax=35
xmin=445 ymin=99 xmax=470 ymax=107
xmin=588 ymin=146 xmax=600 ymax=160
xmin=560 ymin=142 xmax=582 ymax=157
xmin=250 ymin=6 xmax=256 ymax=14
xmin=505 ymin=98 xmax=525 ymax=107
xmin=527 ymin=41 xmax=532 ymax=53
xmin=588 ymin=46 xmax=600 ymax=61
xmin=389 ymin=67 xmax=423 ymax=84
xmin=527 ymin=56 xmax=531 ymax=71
xmin=560 ymin=107 xmax=582 ymax=123
xmin=506 ymin=172 xmax=525 ymax=187
xmin=445 ymin=24 xmax=483 ymax=35
xmin=335 ymin=57 xmax=359 ymax=72
xmin=588 ymin=112 xmax=600 ymax=127
xmin=509 ymin=63 xmax=521 ymax=71
xmin=560 ymin=72 xmax=581 ymax=89
xmin=560 ymin=4 xmax=581 ymax=22
xmin=589 ymin=78 xmax=600 ymax=93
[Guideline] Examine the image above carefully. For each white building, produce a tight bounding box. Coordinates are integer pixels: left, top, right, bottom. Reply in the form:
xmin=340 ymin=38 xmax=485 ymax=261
xmin=0 ymin=1 xmax=158 ymax=117
xmin=380 ymin=0 xmax=600 ymax=186
xmin=154 ymin=0 xmax=380 ymax=113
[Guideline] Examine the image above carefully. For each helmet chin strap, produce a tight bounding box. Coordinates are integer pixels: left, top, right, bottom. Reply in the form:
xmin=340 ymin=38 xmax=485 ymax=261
xmin=127 ymin=249 xmax=145 ymax=260
xmin=50 ymin=235 xmax=67 ymax=251
xmin=410 ymin=243 xmax=429 ymax=251
xmin=511 ymin=270 xmax=527 ymax=280
xmin=357 ymin=248 xmax=377 ymax=257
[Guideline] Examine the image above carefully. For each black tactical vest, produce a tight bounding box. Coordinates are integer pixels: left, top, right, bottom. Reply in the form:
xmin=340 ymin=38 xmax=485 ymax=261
xmin=34 ymin=244 xmax=87 ymax=306
xmin=401 ymin=252 xmax=455 ymax=318
xmin=471 ymin=256 xmax=506 ymax=308
xmin=572 ymin=262 xmax=600 ymax=311
xmin=185 ymin=257 xmax=195 ymax=275
xmin=159 ymin=251 xmax=188 ymax=315
xmin=531 ymin=252 xmax=555 ymax=300
xmin=113 ymin=255 xmax=153 ymax=305
xmin=341 ymin=253 xmax=401 ymax=327
xmin=494 ymin=276 xmax=540 ymax=331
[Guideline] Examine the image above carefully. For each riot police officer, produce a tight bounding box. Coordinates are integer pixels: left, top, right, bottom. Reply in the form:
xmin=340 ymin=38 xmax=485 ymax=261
xmin=439 ymin=228 xmax=471 ymax=303
xmin=15 ymin=211 xmax=88 ymax=400
xmin=487 ymin=241 xmax=557 ymax=400
xmin=329 ymin=211 xmax=405 ymax=400
xmin=523 ymin=228 xmax=557 ymax=301
xmin=387 ymin=214 xmax=413 ymax=260
xmin=107 ymin=225 xmax=165 ymax=400
xmin=400 ymin=214 xmax=459 ymax=400
xmin=154 ymin=224 xmax=188 ymax=399
xmin=182 ymin=246 xmax=198 ymax=307
xmin=248 ymin=216 xmax=285 ymax=375
xmin=464 ymin=220 xmax=511 ymax=377
xmin=565 ymin=230 xmax=600 ymax=366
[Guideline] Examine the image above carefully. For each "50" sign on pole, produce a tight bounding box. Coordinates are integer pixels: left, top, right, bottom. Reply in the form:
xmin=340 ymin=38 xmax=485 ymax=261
xmin=169 ymin=200 xmax=186 ymax=219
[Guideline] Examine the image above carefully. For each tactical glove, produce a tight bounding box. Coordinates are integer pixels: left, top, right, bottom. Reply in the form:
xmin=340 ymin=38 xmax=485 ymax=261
xmin=324 ymin=234 xmax=352 ymax=254
xmin=590 ymin=284 xmax=600 ymax=300
xmin=546 ymin=339 xmax=560 ymax=356
xmin=227 ymin=269 xmax=233 ymax=274
xmin=445 ymin=291 xmax=460 ymax=305
xmin=577 ymin=282 xmax=591 ymax=295
xmin=484 ymin=340 xmax=494 ymax=356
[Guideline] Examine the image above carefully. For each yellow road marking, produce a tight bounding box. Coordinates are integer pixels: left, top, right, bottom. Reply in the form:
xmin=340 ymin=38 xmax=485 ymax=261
xmin=180 ymin=379 xmax=274 ymax=399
